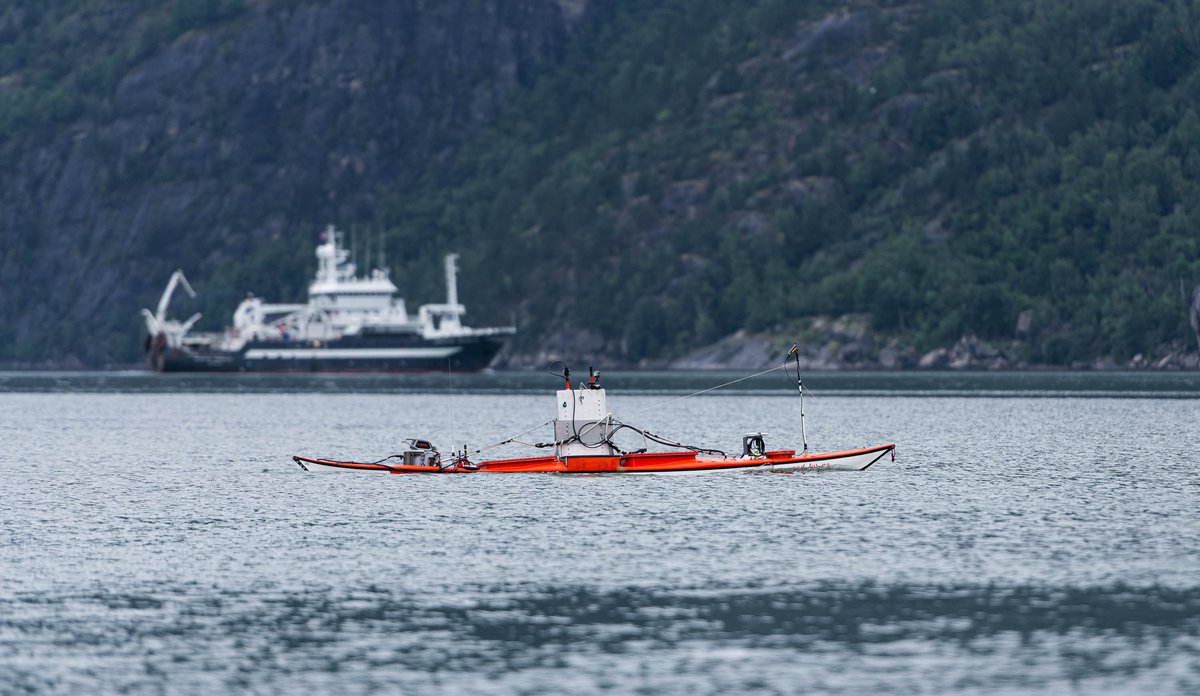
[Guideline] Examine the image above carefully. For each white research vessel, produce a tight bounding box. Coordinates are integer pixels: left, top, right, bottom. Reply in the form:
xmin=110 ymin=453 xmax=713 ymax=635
xmin=141 ymin=225 xmax=515 ymax=372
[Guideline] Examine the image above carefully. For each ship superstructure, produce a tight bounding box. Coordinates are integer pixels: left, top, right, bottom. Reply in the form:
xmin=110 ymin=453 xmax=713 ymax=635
xmin=142 ymin=225 xmax=514 ymax=372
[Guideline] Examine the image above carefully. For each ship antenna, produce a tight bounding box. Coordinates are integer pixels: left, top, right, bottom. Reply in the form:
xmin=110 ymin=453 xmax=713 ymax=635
xmin=448 ymin=357 xmax=458 ymax=456
xmin=380 ymin=229 xmax=387 ymax=274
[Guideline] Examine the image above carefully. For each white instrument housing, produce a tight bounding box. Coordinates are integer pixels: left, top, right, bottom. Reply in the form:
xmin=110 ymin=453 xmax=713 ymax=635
xmin=554 ymin=388 xmax=615 ymax=458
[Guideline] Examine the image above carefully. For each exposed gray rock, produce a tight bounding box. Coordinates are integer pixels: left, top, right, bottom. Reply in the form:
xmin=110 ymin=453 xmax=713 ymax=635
xmin=670 ymin=330 xmax=780 ymax=370
xmin=1141 ymin=339 xmax=1200 ymax=370
xmin=918 ymin=348 xmax=949 ymax=369
xmin=1015 ymin=309 xmax=1034 ymax=340
xmin=783 ymin=12 xmax=871 ymax=61
xmin=503 ymin=325 xmax=609 ymax=370
xmin=878 ymin=346 xmax=916 ymax=369
xmin=503 ymin=317 xmax=1198 ymax=372
xmin=924 ymin=333 xmax=1007 ymax=369
xmin=669 ymin=315 xmax=877 ymax=370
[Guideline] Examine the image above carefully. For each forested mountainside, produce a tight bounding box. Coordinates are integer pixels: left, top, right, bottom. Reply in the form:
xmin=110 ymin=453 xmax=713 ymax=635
xmin=3 ymin=0 xmax=1200 ymax=368
xmin=0 ymin=0 xmax=591 ymax=366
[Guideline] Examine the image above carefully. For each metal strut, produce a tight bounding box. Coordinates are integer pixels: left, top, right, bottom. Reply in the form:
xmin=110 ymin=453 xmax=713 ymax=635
xmin=788 ymin=344 xmax=808 ymax=455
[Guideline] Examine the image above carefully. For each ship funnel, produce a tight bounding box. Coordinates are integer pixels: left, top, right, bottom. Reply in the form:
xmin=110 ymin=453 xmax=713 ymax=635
xmin=444 ymin=254 xmax=460 ymax=306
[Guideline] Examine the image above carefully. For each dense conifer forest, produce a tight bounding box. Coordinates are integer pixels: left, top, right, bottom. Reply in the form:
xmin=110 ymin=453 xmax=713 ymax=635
xmin=2 ymin=0 xmax=1198 ymax=366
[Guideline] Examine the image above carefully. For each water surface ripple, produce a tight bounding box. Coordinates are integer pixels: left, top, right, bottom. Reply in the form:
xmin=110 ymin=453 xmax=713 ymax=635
xmin=1 ymin=372 xmax=1196 ymax=694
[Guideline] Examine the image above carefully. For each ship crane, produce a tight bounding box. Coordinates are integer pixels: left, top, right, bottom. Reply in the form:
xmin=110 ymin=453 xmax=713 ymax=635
xmin=140 ymin=269 xmax=202 ymax=346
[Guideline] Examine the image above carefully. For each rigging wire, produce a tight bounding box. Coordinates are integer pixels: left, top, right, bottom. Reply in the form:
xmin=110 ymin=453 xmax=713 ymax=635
xmin=468 ymin=419 xmax=555 ymax=455
xmin=627 ymin=363 xmax=788 ymax=416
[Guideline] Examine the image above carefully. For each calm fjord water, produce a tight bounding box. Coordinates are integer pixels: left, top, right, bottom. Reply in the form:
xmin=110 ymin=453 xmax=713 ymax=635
xmin=1 ymin=371 xmax=1197 ymax=694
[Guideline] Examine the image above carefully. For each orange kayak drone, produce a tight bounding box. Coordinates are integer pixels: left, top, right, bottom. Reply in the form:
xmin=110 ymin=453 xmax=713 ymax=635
xmin=293 ymin=357 xmax=895 ymax=476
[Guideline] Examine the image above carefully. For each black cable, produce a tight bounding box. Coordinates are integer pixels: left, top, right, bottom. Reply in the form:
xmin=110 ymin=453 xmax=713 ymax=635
xmin=541 ymin=361 xmax=723 ymax=456
xmin=545 ymin=359 xmax=606 ymax=453
xmin=784 ymin=344 xmax=800 ymax=387
xmin=366 ymin=454 xmax=406 ymax=465
xmin=564 ymin=371 xmax=616 ymax=452
xmin=546 ymin=360 xmax=569 ymax=383
xmin=604 ymin=421 xmax=726 ymax=457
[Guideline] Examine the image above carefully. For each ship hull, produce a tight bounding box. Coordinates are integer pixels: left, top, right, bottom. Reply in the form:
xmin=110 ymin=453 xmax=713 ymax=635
xmin=291 ymin=445 xmax=896 ymax=475
xmin=151 ymin=333 xmax=507 ymax=373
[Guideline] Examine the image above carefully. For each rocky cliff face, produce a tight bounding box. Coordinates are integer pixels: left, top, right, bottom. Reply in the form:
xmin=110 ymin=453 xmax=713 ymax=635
xmin=0 ymin=0 xmax=589 ymax=366
xmin=5 ymin=0 xmax=1198 ymax=370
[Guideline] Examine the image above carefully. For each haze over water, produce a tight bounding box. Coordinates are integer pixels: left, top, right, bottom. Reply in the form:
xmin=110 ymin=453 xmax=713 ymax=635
xmin=1 ymin=371 xmax=1197 ymax=694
